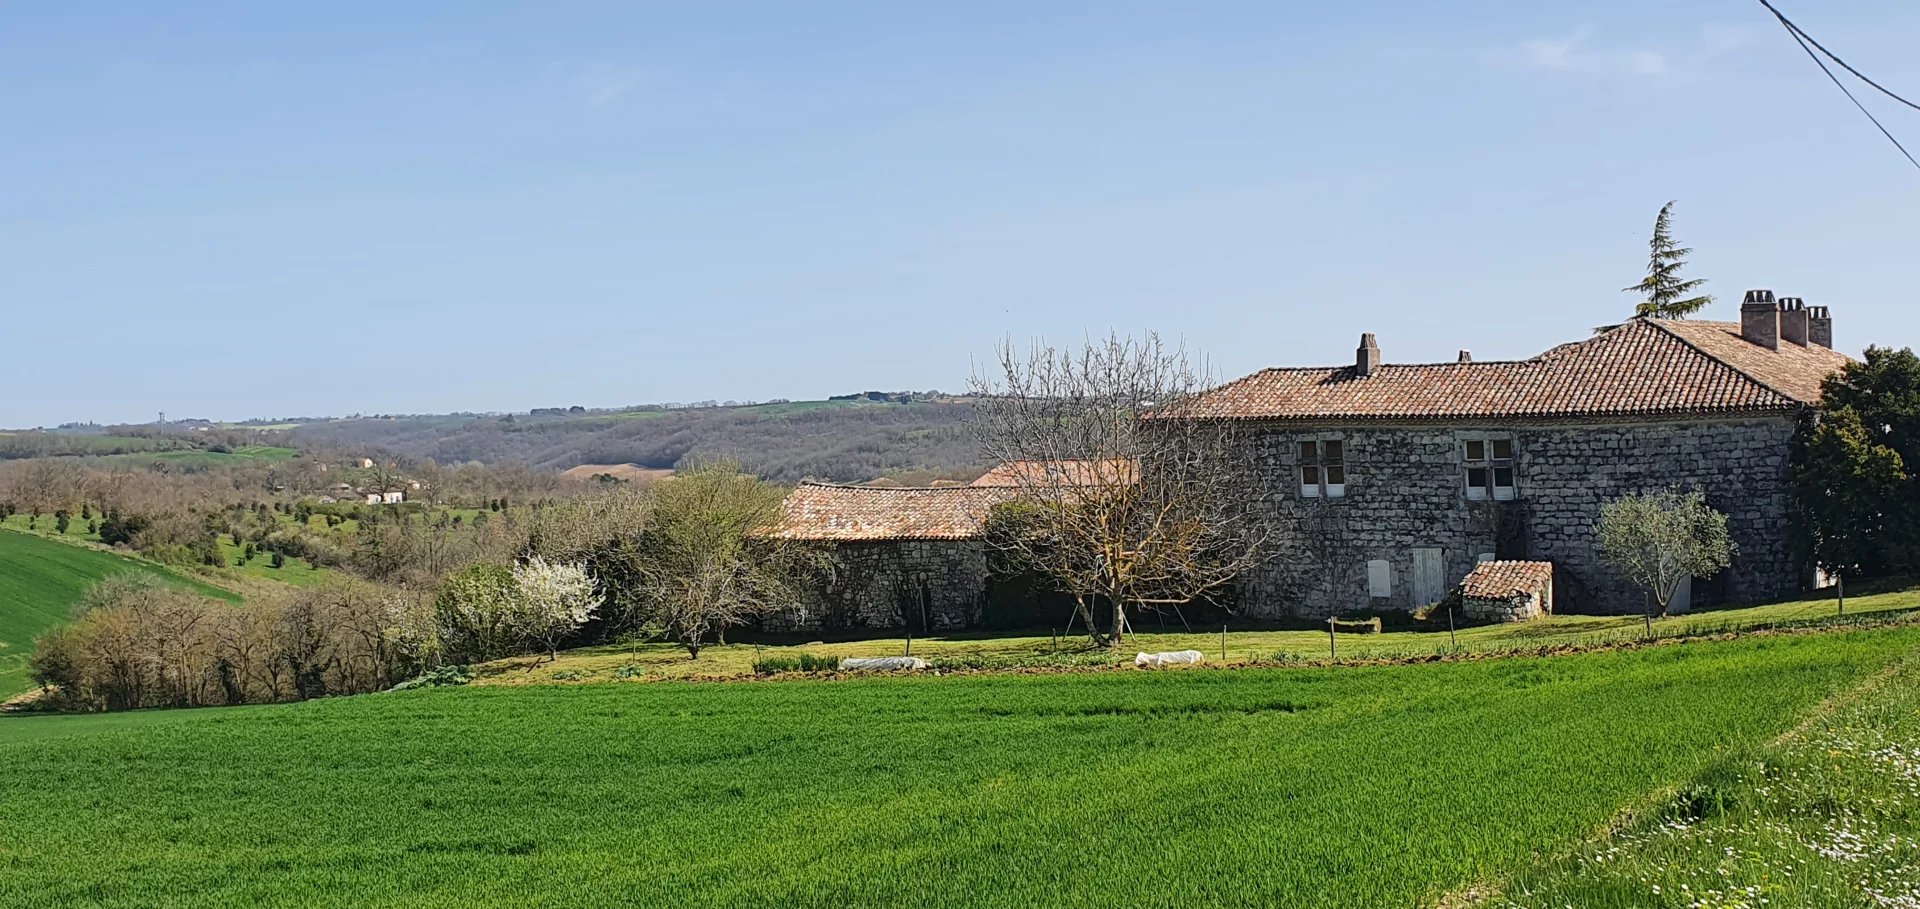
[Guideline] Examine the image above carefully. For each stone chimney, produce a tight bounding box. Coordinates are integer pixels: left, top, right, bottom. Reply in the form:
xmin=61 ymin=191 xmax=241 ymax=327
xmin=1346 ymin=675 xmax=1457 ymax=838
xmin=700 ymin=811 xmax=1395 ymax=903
xmin=1740 ymin=289 xmax=1779 ymax=350
xmin=1456 ymin=349 xmax=1472 ymax=363
xmin=1809 ymin=305 xmax=1833 ymax=348
xmin=1356 ymin=333 xmax=1382 ymax=377
xmin=1778 ymin=297 xmax=1809 ymax=346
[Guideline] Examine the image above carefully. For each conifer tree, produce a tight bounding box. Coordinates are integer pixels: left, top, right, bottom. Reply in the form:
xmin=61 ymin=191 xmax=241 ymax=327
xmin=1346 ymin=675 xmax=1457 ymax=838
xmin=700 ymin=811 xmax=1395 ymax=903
xmin=1623 ymin=201 xmax=1713 ymax=319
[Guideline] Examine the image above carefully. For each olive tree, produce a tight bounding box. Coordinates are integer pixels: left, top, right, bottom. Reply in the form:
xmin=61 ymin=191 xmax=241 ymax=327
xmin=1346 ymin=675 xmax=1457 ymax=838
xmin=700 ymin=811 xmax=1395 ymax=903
xmin=624 ymin=459 xmax=826 ymax=659
xmin=1597 ymin=490 xmax=1735 ymax=619
xmin=969 ymin=332 xmax=1275 ymax=648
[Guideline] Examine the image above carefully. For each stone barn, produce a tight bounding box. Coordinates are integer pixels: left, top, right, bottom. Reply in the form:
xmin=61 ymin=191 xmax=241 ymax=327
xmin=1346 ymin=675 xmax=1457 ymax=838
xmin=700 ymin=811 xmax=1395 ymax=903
xmin=1171 ymin=293 xmax=1850 ymax=617
xmin=764 ymin=482 xmax=1017 ymax=633
xmin=1456 ymin=560 xmax=1555 ymax=622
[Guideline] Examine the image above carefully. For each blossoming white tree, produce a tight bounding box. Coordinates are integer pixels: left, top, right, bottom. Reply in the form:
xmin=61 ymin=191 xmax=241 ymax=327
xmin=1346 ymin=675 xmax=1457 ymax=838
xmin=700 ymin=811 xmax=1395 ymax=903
xmin=509 ymin=556 xmax=600 ymax=663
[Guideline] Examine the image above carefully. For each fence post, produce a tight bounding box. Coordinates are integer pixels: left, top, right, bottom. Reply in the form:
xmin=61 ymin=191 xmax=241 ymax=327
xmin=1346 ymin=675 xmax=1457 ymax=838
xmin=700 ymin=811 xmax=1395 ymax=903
xmin=906 ymin=628 xmax=912 ymax=657
xmin=1221 ymin=625 xmax=1228 ymax=663
xmin=1447 ymin=606 xmax=1455 ymax=648
xmin=1327 ymin=616 xmax=1336 ymax=661
xmin=1837 ymin=575 xmax=1845 ymax=616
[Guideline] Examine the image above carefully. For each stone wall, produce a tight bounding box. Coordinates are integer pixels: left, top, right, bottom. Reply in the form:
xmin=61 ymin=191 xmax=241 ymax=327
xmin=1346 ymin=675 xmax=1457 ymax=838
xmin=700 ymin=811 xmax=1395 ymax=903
xmin=772 ymin=539 xmax=989 ymax=633
xmin=1462 ymin=591 xmax=1544 ymax=623
xmin=1235 ymin=417 xmax=1800 ymax=617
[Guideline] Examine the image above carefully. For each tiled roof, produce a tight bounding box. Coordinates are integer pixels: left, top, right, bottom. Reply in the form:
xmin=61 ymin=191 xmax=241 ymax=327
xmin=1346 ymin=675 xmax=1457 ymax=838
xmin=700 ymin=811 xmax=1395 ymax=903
xmin=971 ymin=458 xmax=1139 ymax=487
xmin=766 ymin=482 xmax=1018 ymax=542
xmin=1171 ymin=319 xmax=1850 ymax=422
xmin=1458 ymin=561 xmax=1554 ymax=601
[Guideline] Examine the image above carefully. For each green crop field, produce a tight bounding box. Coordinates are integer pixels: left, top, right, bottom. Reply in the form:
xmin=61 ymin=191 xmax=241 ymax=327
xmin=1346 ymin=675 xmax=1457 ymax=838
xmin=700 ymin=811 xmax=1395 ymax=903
xmin=0 ymin=513 xmax=329 ymax=590
xmin=0 ymin=530 xmax=237 ymax=698
xmin=0 ymin=627 xmax=1913 ymax=907
xmin=1492 ymin=645 xmax=1920 ymax=908
xmin=94 ymin=445 xmax=300 ymax=467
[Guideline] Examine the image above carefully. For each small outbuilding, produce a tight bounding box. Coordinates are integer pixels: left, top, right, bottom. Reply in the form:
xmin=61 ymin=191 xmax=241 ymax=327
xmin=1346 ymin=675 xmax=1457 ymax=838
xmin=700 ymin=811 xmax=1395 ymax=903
xmin=1456 ymin=560 xmax=1554 ymax=623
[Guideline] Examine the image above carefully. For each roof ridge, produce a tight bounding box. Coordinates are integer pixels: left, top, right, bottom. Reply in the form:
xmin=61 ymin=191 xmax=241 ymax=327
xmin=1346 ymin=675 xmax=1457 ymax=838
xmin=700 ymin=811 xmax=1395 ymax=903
xmin=1642 ymin=320 xmax=1800 ymax=406
xmin=797 ymin=480 xmax=1000 ymax=492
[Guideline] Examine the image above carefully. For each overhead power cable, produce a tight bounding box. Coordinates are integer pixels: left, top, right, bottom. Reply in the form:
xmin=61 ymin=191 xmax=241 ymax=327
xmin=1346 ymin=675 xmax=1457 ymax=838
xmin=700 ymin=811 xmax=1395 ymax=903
xmin=1756 ymin=0 xmax=1920 ymax=172
xmin=1758 ymin=0 xmax=1920 ymax=112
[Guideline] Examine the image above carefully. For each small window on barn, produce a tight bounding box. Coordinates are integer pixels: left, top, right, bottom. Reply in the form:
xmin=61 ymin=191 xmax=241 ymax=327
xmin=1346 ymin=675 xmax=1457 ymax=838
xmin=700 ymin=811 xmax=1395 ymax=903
xmin=1462 ymin=433 xmax=1516 ymax=501
xmin=1299 ymin=438 xmax=1346 ymax=498
xmin=1366 ymin=559 xmax=1392 ymax=598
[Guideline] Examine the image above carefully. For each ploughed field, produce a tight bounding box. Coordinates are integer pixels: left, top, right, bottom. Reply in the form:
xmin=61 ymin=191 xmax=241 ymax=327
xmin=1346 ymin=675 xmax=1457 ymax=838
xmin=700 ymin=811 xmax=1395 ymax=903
xmin=2 ymin=628 xmax=1916 ymax=907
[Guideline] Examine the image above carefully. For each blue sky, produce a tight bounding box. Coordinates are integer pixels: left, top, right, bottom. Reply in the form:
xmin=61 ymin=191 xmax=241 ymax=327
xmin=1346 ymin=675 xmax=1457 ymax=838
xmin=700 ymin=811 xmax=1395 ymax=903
xmin=3 ymin=1 xmax=1916 ymax=426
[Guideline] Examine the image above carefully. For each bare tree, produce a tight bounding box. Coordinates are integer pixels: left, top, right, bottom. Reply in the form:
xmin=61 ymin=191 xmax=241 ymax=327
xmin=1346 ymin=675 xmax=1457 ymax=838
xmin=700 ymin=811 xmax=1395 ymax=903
xmin=970 ymin=332 xmax=1275 ymax=648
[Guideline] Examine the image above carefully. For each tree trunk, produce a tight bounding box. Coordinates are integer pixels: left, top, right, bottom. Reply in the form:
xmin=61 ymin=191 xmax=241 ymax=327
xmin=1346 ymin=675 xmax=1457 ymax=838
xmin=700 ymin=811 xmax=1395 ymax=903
xmin=1075 ymin=596 xmax=1110 ymax=648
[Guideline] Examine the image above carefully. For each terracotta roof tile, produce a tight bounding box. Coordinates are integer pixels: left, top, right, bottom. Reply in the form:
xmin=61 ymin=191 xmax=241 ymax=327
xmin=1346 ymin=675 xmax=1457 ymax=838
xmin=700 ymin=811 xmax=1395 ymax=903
xmin=767 ymin=482 xmax=1017 ymax=542
xmin=1173 ymin=320 xmax=1849 ymax=422
xmin=1458 ymin=561 xmax=1554 ymax=600
xmin=971 ymin=459 xmax=1138 ymax=487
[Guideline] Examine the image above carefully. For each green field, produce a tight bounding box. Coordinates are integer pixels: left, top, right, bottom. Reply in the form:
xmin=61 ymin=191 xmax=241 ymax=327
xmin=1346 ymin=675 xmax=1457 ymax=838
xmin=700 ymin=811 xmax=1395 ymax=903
xmin=1497 ymin=646 xmax=1920 ymax=907
xmin=0 ymin=530 xmax=237 ymax=698
xmin=0 ymin=628 xmax=1912 ymax=907
xmin=484 ymin=582 xmax=1913 ymax=683
xmin=94 ymin=445 xmax=299 ymax=468
xmin=0 ymin=513 xmax=330 ymax=588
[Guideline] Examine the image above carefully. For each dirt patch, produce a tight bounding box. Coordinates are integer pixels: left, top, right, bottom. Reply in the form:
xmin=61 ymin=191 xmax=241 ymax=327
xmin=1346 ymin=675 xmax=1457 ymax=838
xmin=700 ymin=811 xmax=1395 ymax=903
xmin=560 ymin=464 xmax=675 ymax=482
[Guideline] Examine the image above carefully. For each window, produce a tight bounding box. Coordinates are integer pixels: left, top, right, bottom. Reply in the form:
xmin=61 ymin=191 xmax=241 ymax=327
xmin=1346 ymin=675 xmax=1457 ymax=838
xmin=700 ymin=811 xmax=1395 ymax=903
xmin=1462 ymin=434 xmax=1515 ymax=501
xmin=1299 ymin=438 xmax=1346 ymax=498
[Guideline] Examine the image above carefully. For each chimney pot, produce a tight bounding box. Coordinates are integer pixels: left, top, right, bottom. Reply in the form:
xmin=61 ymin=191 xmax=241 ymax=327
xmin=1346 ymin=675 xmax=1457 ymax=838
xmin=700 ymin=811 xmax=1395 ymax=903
xmin=1778 ymin=297 xmax=1809 ymax=346
xmin=1808 ymin=304 xmax=1833 ymax=348
xmin=1740 ymin=289 xmax=1779 ymax=350
xmin=1457 ymin=349 xmax=1472 ymax=363
xmin=1356 ymin=333 xmax=1382 ymax=377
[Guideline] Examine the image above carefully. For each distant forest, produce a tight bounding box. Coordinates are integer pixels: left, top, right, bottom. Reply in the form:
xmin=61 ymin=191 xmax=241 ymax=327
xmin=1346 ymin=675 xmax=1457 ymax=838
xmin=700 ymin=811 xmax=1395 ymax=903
xmin=285 ymin=402 xmax=985 ymax=484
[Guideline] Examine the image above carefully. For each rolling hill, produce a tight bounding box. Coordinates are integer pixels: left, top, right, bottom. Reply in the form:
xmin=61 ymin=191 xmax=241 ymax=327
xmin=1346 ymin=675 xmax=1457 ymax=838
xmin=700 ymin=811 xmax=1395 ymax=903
xmin=0 ymin=531 xmax=237 ymax=699
xmin=286 ymin=399 xmax=983 ymax=483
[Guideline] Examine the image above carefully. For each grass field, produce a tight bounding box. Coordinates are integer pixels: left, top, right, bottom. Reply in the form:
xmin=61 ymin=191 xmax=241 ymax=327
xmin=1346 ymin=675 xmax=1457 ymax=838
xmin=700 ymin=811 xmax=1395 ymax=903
xmin=0 ymin=513 xmax=331 ymax=587
xmin=0 ymin=530 xmax=237 ymax=698
xmin=0 ymin=628 xmax=1913 ymax=907
xmin=480 ymin=582 xmax=1914 ymax=684
xmin=93 ymin=445 xmax=299 ymax=468
xmin=1495 ymin=646 xmax=1920 ymax=907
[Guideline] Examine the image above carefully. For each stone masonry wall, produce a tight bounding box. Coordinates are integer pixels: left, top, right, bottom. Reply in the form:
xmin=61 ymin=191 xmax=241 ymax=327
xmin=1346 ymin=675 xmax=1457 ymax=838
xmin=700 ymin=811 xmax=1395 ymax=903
xmin=1235 ymin=417 xmax=1800 ymax=617
xmin=1462 ymin=591 xmax=1544 ymax=623
xmin=774 ymin=540 xmax=989 ymax=633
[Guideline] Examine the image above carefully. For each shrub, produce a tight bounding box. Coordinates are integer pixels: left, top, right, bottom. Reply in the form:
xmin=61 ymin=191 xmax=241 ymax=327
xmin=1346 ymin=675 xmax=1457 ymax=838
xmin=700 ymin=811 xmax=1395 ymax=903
xmin=97 ymin=513 xmax=150 ymax=546
xmin=752 ymin=653 xmax=841 ymax=674
xmin=389 ymin=665 xmax=473 ymax=691
xmin=551 ymin=669 xmax=589 ymax=681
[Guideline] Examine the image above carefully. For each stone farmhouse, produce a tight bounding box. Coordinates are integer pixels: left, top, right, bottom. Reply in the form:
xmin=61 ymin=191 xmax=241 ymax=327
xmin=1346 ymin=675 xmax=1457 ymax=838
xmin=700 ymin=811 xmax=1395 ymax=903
xmin=769 ymin=292 xmax=1849 ymax=629
xmin=763 ymin=481 xmax=1015 ymax=632
xmin=1177 ymin=291 xmax=1849 ymax=616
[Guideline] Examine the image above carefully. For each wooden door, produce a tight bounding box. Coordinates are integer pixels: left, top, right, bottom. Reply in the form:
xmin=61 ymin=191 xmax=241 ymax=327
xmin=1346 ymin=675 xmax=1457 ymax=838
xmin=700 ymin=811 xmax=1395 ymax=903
xmin=1413 ymin=548 xmax=1446 ymax=606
